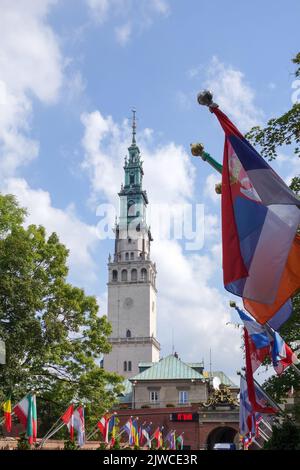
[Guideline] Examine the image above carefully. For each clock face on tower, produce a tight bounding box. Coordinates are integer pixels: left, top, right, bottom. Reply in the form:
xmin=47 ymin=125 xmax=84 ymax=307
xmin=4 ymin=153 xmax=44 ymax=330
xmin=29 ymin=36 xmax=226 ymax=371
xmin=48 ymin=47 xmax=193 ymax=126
xmin=124 ymin=297 xmax=133 ymax=309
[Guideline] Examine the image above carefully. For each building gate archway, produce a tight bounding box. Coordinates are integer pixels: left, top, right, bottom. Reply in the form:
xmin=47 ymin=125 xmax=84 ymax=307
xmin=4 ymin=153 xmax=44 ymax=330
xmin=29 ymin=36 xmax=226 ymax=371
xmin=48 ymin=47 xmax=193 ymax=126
xmin=206 ymin=426 xmax=239 ymax=450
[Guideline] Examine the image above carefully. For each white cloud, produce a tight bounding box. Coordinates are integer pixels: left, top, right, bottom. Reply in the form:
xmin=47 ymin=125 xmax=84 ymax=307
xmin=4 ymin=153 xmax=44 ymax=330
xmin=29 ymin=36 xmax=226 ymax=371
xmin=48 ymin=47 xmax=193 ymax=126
xmin=0 ymin=1 xmax=101 ymax=291
xmin=81 ymin=110 xmax=196 ymax=206
xmin=66 ymin=71 xmax=86 ymax=101
xmin=0 ymin=1 xmax=63 ymax=177
xmin=115 ymin=23 xmax=132 ymax=46
xmin=153 ymin=239 xmax=242 ymax=373
xmin=85 ymin=0 xmax=170 ymax=43
xmin=2 ymin=178 xmax=99 ymax=283
xmin=204 ymin=56 xmax=263 ymax=132
xmin=86 ymin=0 xmax=112 ymax=23
xmin=0 ymin=1 xmax=62 ymax=103
xmin=151 ymin=0 xmax=170 ymax=15
xmin=274 ymin=152 xmax=300 ymax=186
xmin=204 ymin=173 xmax=222 ymax=204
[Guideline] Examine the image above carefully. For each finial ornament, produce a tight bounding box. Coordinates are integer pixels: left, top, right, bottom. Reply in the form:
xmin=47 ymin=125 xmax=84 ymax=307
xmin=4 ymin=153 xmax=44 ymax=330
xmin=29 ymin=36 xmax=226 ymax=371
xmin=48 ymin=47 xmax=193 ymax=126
xmin=190 ymin=142 xmax=205 ymax=157
xmin=197 ymin=90 xmax=218 ymax=111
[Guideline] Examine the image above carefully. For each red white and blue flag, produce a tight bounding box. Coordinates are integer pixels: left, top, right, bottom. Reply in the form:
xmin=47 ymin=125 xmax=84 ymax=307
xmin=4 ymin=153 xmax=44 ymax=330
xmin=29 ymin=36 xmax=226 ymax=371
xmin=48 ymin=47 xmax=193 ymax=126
xmin=212 ymin=107 xmax=300 ymax=324
xmin=244 ymin=328 xmax=277 ymax=414
xmin=239 ymin=375 xmax=261 ymax=439
xmin=236 ymin=306 xmax=299 ymax=375
xmin=271 ymin=331 xmax=299 ymax=375
xmin=140 ymin=424 xmax=152 ymax=448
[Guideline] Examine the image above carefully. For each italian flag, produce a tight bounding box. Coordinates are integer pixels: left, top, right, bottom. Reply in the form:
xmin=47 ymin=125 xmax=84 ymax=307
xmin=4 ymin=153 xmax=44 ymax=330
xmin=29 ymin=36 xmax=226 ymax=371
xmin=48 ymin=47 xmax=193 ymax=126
xmin=14 ymin=394 xmax=37 ymax=444
xmin=3 ymin=398 xmax=12 ymax=432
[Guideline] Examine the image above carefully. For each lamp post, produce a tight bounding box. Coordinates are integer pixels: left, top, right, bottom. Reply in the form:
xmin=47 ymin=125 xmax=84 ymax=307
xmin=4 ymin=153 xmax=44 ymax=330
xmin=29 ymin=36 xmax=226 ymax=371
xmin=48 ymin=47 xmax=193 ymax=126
xmin=132 ymin=381 xmax=137 ymax=410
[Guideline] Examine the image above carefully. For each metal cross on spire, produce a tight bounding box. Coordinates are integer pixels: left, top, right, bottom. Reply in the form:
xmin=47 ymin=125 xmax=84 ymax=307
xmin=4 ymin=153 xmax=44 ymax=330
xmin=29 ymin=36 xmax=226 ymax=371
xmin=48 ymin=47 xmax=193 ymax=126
xmin=131 ymin=107 xmax=136 ymax=145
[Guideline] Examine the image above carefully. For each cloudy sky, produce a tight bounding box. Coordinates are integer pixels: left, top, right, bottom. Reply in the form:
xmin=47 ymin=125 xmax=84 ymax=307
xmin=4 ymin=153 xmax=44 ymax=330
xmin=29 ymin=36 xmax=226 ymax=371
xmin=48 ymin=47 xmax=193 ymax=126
xmin=1 ymin=0 xmax=299 ymax=383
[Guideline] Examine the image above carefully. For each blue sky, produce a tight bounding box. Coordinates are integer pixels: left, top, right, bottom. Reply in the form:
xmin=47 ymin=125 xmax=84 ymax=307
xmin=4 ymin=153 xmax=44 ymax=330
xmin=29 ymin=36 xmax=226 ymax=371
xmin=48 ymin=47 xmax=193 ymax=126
xmin=1 ymin=0 xmax=299 ymax=383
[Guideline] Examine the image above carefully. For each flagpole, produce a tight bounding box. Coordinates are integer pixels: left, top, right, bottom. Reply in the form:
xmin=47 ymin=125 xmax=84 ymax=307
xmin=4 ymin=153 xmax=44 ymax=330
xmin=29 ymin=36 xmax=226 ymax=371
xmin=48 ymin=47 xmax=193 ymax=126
xmin=39 ymin=403 xmax=74 ymax=448
xmin=86 ymin=426 xmax=99 ymax=441
xmin=40 ymin=421 xmax=65 ymax=445
xmin=260 ymin=418 xmax=273 ymax=433
xmin=251 ymin=376 xmax=284 ymax=414
xmin=0 ymin=411 xmax=15 ymax=426
xmin=252 ymin=438 xmax=263 ymax=448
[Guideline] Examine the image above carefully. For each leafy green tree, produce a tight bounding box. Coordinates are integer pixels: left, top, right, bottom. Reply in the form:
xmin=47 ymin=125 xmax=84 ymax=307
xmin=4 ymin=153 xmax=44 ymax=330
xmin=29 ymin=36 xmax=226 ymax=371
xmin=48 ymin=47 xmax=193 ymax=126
xmin=247 ymin=54 xmax=300 ymax=409
xmin=16 ymin=432 xmax=31 ymax=450
xmin=246 ymin=53 xmax=300 ymax=162
xmin=63 ymin=439 xmax=78 ymax=450
xmin=0 ymin=194 xmax=123 ymax=436
xmin=264 ymin=420 xmax=300 ymax=450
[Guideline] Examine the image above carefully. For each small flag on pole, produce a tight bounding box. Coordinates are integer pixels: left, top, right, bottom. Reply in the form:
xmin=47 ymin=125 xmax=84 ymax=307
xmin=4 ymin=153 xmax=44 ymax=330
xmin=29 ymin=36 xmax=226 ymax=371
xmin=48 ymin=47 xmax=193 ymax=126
xmin=73 ymin=406 xmax=85 ymax=447
xmin=61 ymin=404 xmax=74 ymax=440
xmin=3 ymin=398 xmax=12 ymax=433
xmin=14 ymin=394 xmax=37 ymax=444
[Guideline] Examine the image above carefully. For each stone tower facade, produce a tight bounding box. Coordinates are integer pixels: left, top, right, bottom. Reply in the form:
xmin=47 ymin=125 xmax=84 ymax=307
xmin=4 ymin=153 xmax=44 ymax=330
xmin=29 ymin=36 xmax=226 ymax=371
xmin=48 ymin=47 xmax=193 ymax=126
xmin=104 ymin=111 xmax=160 ymax=378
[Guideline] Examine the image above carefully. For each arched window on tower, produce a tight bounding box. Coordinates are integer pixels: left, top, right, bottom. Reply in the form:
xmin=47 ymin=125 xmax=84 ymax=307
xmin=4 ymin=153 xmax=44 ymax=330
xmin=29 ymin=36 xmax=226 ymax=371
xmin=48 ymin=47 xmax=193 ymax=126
xmin=141 ymin=268 xmax=147 ymax=282
xmin=128 ymin=361 xmax=132 ymax=372
xmin=128 ymin=200 xmax=135 ymax=217
xmin=130 ymin=252 xmax=134 ymax=260
xmin=125 ymin=252 xmax=129 ymax=261
xmin=123 ymin=361 xmax=127 ymax=372
xmin=112 ymin=270 xmax=118 ymax=282
xmin=121 ymin=269 xmax=128 ymax=281
xmin=126 ymin=329 xmax=131 ymax=338
xmin=131 ymin=269 xmax=137 ymax=282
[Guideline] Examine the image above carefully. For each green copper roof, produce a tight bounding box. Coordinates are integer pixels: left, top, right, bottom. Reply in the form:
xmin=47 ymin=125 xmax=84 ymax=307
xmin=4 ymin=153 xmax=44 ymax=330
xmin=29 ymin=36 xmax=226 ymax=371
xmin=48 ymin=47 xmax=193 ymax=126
xmin=118 ymin=379 xmax=133 ymax=404
xmin=131 ymin=355 xmax=204 ymax=381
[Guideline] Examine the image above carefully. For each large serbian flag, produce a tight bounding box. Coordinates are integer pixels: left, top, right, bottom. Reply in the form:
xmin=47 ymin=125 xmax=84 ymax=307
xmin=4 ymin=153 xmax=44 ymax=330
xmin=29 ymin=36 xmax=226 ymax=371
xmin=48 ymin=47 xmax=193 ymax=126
xmin=212 ymin=107 xmax=300 ymax=324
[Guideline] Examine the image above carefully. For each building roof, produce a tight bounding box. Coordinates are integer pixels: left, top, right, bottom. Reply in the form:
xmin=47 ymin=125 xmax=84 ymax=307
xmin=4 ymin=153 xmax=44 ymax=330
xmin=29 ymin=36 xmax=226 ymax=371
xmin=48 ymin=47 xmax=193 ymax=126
xmin=130 ymin=354 xmax=204 ymax=381
xmin=203 ymin=370 xmax=238 ymax=388
xmin=118 ymin=379 xmax=133 ymax=404
xmin=187 ymin=362 xmax=204 ymax=368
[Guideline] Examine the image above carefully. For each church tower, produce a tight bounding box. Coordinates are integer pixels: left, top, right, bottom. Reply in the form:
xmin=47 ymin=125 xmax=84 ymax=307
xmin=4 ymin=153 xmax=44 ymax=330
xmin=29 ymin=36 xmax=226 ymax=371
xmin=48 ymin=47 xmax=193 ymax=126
xmin=104 ymin=110 xmax=160 ymax=378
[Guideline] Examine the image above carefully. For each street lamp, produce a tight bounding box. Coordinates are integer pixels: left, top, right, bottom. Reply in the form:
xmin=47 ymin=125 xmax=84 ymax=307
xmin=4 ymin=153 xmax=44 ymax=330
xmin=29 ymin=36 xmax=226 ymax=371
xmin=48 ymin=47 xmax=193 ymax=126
xmin=132 ymin=380 xmax=137 ymax=410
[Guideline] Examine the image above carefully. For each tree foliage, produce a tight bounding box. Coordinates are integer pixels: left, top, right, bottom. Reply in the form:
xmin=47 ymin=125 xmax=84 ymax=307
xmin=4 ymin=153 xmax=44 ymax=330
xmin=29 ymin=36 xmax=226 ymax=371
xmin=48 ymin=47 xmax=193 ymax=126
xmin=0 ymin=194 xmax=123 ymax=435
xmin=264 ymin=420 xmax=300 ymax=450
xmin=246 ymin=54 xmax=300 ymax=161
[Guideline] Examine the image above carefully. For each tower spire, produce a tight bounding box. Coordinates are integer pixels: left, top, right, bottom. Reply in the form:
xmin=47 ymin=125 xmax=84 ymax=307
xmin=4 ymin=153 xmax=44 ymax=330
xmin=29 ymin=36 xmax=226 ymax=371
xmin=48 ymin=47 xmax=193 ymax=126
xmin=131 ymin=107 xmax=136 ymax=145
